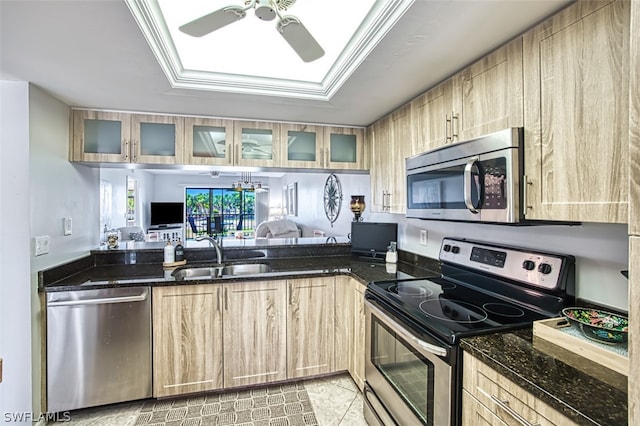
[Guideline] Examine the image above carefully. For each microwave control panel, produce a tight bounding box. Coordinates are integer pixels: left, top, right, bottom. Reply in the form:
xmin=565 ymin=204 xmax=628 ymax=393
xmin=439 ymin=238 xmax=570 ymax=290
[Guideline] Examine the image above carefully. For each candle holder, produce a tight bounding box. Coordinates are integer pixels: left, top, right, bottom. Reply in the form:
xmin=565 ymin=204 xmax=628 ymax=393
xmin=349 ymin=195 xmax=366 ymax=222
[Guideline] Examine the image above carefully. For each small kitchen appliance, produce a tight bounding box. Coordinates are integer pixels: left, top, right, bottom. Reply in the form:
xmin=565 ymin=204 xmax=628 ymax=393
xmin=363 ymin=237 xmax=575 ymax=425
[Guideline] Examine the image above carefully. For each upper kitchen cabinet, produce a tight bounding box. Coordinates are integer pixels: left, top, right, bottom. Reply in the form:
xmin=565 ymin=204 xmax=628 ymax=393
xmin=370 ymin=104 xmax=412 ymax=213
xmin=233 ymin=121 xmax=281 ymax=168
xmin=71 ymin=110 xmax=184 ymax=165
xmin=411 ymin=77 xmax=458 ymax=153
xmin=280 ymin=123 xmax=324 ymax=168
xmin=523 ymin=0 xmax=629 ymax=223
xmin=323 ymin=126 xmax=366 ymax=170
xmin=410 ymin=37 xmax=523 ymax=154
xmin=71 ymin=110 xmax=130 ymax=163
xmin=281 ymin=124 xmax=366 ymax=170
xmin=183 ymin=117 xmax=234 ymax=166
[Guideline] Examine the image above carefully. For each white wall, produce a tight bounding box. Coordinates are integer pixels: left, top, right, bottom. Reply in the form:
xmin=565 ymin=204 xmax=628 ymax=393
xmin=28 ymin=85 xmax=100 ymax=415
xmin=0 ymin=81 xmax=33 ymax=424
xmin=100 ymin=168 xmax=154 ymax=232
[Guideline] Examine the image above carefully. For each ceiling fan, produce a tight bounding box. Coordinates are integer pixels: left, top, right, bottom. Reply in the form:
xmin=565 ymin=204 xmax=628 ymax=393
xmin=179 ymin=0 xmax=325 ymax=63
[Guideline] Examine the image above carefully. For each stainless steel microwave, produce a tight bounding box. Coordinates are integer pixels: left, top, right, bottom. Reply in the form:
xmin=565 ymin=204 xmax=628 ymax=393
xmin=406 ymin=128 xmax=524 ymax=223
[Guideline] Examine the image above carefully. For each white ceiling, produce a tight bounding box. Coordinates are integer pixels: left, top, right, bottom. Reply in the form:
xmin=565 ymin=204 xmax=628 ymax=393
xmin=0 ymin=0 xmax=572 ymax=127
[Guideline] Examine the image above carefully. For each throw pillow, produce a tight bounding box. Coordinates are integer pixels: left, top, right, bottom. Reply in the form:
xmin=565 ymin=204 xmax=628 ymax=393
xmin=129 ymin=231 xmax=146 ymax=242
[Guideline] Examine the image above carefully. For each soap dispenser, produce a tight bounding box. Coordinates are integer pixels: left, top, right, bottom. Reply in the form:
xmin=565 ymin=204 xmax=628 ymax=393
xmin=164 ymin=240 xmax=175 ymax=263
xmin=385 ymin=241 xmax=398 ymax=264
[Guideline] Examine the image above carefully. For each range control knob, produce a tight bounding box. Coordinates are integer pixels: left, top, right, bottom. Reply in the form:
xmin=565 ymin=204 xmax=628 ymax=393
xmin=451 ymin=246 xmax=460 ymax=254
xmin=522 ymin=260 xmax=536 ymax=271
xmin=443 ymin=244 xmax=451 ymax=252
xmin=538 ymin=263 xmax=553 ymax=274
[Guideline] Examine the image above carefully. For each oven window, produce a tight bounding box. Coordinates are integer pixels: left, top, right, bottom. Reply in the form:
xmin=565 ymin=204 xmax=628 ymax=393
xmin=371 ymin=316 xmax=435 ymax=425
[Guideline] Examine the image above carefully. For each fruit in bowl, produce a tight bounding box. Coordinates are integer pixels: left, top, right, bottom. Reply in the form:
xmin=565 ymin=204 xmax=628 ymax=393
xmin=562 ymin=307 xmax=629 ymax=344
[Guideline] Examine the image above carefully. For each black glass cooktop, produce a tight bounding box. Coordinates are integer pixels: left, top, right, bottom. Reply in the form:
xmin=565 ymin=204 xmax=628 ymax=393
xmin=367 ymin=277 xmax=552 ymax=344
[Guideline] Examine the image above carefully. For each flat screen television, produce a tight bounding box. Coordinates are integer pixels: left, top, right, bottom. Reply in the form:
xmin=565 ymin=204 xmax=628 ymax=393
xmin=350 ymin=222 xmax=398 ymax=261
xmin=149 ymin=202 xmax=184 ymax=226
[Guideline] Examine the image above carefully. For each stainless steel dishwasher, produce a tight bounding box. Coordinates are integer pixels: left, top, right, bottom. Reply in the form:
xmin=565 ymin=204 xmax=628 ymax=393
xmin=46 ymin=286 xmax=152 ymax=413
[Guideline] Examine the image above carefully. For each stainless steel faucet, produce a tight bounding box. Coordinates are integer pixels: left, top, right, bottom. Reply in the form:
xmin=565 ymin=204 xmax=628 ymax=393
xmin=195 ymin=236 xmax=223 ymax=264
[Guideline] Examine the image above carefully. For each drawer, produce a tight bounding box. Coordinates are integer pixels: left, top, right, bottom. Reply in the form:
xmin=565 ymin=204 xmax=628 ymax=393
xmin=463 ymin=352 xmax=578 ymax=426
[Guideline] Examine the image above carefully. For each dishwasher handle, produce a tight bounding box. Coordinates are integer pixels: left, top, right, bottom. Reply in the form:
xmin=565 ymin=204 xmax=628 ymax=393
xmin=48 ymin=289 xmax=149 ymax=307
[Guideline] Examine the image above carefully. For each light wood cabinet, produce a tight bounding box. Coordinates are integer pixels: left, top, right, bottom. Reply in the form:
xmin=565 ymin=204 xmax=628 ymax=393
xmin=152 ymin=285 xmax=223 ymax=398
xmin=462 ymin=352 xmax=579 ymax=426
xmin=369 ymin=104 xmax=412 ymax=213
xmin=71 ymin=110 xmax=184 ymax=164
xmin=222 ymin=280 xmax=287 ymax=387
xmin=523 ymin=0 xmax=629 ymax=223
xmin=410 ymin=77 xmax=458 ymax=153
xmin=280 ymin=123 xmax=324 ymax=168
xmin=183 ymin=117 xmax=234 ymax=166
xmin=287 ymin=277 xmax=335 ymax=378
xmin=233 ymin=120 xmax=281 ymax=168
xmin=334 ymin=275 xmax=353 ymax=372
xmin=351 ymin=280 xmax=366 ymax=391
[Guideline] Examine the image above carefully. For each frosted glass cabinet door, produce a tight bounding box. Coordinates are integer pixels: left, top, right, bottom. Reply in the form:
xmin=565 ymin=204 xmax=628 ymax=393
xmin=184 ymin=118 xmax=234 ymax=166
xmin=71 ymin=110 xmax=130 ymax=162
xmin=131 ymin=114 xmax=184 ymax=165
xmin=324 ymin=127 xmax=366 ymax=170
xmin=233 ymin=121 xmax=281 ymax=167
xmin=281 ymin=124 xmax=323 ymax=168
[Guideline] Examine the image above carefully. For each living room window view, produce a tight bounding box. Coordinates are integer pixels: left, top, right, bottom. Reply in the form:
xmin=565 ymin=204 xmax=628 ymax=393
xmin=185 ymin=187 xmax=257 ymax=240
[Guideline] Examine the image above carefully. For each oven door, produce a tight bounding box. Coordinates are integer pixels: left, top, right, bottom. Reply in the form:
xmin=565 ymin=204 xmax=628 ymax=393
xmin=365 ymin=299 xmax=452 ymax=426
xmin=405 ymin=147 xmax=519 ymax=223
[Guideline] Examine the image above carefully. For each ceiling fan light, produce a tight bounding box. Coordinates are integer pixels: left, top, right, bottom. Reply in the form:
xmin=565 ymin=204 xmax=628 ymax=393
xmin=255 ymin=0 xmax=276 ymax=21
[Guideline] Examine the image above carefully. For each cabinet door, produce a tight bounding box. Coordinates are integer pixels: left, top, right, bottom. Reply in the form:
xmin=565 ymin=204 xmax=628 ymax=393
xmin=523 ymin=0 xmax=629 ymax=223
xmin=334 ymin=276 xmax=353 ymax=372
xmin=130 ymin=114 xmax=184 ymax=164
xmin=152 ymin=285 xmax=223 ymax=397
xmin=233 ymin=121 xmax=281 ymax=167
xmin=280 ymin=123 xmax=324 ymax=168
xmin=71 ymin=110 xmax=130 ymax=163
xmin=351 ymin=281 xmax=366 ymax=391
xmin=223 ymin=280 xmax=287 ymax=387
xmin=388 ymin=104 xmax=412 ymax=214
xmin=462 ymin=390 xmax=503 ymax=426
xmin=184 ymin=117 xmax=234 ymax=165
xmin=457 ymin=37 xmax=524 ymax=141
xmin=411 ymin=78 xmax=457 ymax=153
xmin=369 ymin=116 xmax=392 ymax=213
xmin=324 ymin=127 xmax=366 ymax=170
xmin=287 ymin=277 xmax=335 ymax=378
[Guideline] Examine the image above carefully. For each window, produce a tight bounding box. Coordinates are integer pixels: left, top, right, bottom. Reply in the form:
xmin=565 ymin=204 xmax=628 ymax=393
xmin=185 ymin=188 xmax=256 ymax=239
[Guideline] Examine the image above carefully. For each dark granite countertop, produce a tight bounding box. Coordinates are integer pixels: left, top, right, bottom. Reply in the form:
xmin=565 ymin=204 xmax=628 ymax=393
xmin=461 ymin=329 xmax=628 ymax=426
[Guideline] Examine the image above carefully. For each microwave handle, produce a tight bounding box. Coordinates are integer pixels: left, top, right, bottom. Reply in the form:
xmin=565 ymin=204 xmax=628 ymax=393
xmin=464 ymin=157 xmax=480 ymax=213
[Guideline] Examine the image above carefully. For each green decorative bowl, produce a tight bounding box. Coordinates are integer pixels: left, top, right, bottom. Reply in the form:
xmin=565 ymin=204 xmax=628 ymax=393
xmin=562 ymin=307 xmax=629 ymax=345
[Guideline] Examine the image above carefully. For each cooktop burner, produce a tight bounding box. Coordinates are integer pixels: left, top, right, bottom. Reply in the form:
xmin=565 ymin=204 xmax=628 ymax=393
xmin=366 ymin=238 xmax=575 ymax=344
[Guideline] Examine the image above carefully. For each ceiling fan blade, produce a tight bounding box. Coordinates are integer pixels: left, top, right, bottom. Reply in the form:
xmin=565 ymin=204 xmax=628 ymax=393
xmin=276 ymin=15 xmax=325 ymax=62
xmin=179 ymin=5 xmax=247 ymax=37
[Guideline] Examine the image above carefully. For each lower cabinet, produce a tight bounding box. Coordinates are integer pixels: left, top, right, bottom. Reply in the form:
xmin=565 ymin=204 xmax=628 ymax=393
xmin=152 ymin=285 xmax=223 ymax=398
xmin=287 ymin=277 xmax=335 ymax=378
xmin=152 ymin=276 xmax=365 ymax=397
xmin=462 ymin=352 xmax=578 ymax=426
xmin=223 ymin=280 xmax=287 ymax=387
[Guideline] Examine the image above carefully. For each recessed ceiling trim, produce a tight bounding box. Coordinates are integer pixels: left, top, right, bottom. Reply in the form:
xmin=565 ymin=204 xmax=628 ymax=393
xmin=126 ymin=0 xmax=414 ymax=101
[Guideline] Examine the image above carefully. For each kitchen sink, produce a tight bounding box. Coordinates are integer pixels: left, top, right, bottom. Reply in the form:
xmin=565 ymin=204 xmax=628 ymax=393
xmin=172 ymin=263 xmax=272 ymax=280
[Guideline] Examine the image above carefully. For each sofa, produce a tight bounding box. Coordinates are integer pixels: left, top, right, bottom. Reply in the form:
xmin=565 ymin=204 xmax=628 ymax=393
xmin=254 ymin=219 xmax=301 ymax=238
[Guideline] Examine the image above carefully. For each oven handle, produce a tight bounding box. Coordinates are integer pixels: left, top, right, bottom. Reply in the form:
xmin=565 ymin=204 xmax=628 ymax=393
xmin=463 ymin=157 xmax=479 ymax=214
xmin=365 ymin=300 xmax=447 ymax=357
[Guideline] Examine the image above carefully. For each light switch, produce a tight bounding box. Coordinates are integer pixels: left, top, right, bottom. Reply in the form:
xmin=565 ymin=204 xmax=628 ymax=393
xmin=35 ymin=235 xmax=50 ymax=256
xmin=63 ymin=217 xmax=72 ymax=236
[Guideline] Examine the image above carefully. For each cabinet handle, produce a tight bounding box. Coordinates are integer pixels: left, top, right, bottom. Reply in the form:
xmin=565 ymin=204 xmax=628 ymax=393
xmin=490 ymin=395 xmax=540 ymax=426
xmin=131 ymin=140 xmax=137 ymax=162
xmin=235 ymin=144 xmax=239 ymax=165
xmin=288 ymin=282 xmax=292 ymax=305
xmin=217 ymin=287 xmax=221 ymax=311
xmin=445 ymin=114 xmax=452 ymax=143
xmin=522 ymin=174 xmax=532 ymax=217
xmin=224 ymin=287 xmax=228 ymax=311
xmin=451 ymin=112 xmax=458 ymax=142
xmin=123 ymin=140 xmax=129 ymax=161
xmin=320 ymin=149 xmax=324 ymax=167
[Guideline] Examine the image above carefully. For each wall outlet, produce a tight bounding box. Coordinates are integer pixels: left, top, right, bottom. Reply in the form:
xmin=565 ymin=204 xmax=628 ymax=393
xmin=420 ymin=229 xmax=428 ymax=246
xmin=63 ymin=217 xmax=72 ymax=236
xmin=34 ymin=235 xmax=50 ymax=256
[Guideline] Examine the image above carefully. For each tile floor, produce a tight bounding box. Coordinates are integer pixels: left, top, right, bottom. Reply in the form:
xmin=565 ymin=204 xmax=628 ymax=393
xmin=48 ymin=374 xmax=367 ymax=426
